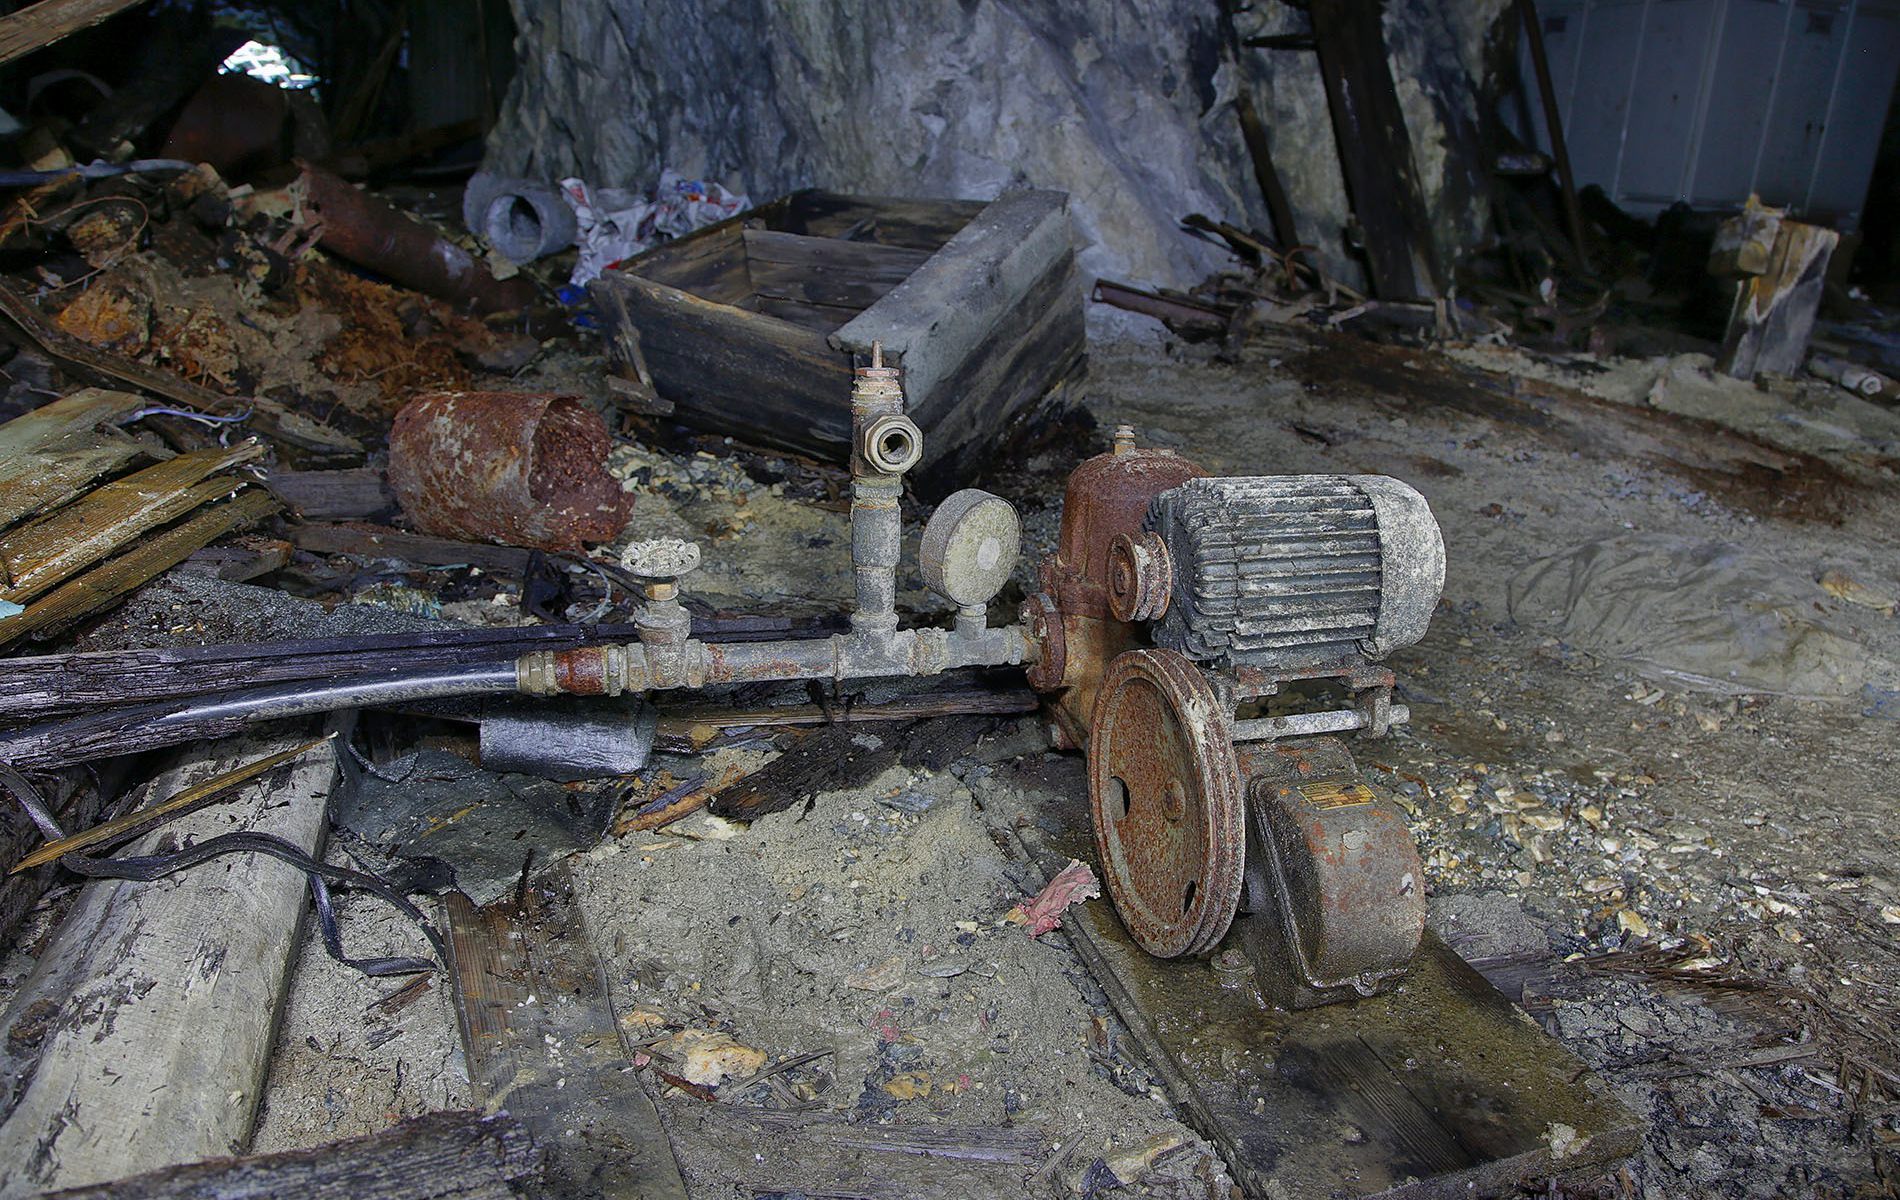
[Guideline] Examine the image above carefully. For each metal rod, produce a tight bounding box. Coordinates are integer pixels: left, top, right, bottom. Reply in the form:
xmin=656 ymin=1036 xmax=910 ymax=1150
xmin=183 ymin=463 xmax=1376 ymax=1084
xmin=1231 ymin=704 xmax=1410 ymax=742
xmin=1520 ymin=0 xmax=1591 ymax=273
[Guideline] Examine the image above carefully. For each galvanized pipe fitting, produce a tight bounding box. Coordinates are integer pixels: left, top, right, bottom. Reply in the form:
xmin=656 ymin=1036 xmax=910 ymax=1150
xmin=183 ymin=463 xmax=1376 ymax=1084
xmin=849 ymin=343 xmax=914 ymax=635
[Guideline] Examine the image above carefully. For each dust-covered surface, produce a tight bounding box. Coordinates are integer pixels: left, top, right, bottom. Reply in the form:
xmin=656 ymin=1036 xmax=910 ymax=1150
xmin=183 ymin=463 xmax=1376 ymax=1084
xmin=1072 ymin=330 xmax=1900 ymax=1197
xmin=567 ymin=739 xmax=1235 ymax=1197
xmin=10 ymin=321 xmax=1898 ymax=1197
xmin=249 ymin=891 xmax=472 ymax=1153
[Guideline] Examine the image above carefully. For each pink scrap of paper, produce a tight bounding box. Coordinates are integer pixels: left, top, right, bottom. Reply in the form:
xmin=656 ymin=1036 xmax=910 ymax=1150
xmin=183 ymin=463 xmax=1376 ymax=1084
xmin=1014 ymin=858 xmax=1102 ymax=938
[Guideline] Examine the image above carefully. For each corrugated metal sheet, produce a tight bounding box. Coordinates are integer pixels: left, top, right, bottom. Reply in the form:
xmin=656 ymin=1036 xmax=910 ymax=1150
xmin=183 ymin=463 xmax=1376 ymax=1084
xmin=1519 ymin=0 xmax=1900 ymax=227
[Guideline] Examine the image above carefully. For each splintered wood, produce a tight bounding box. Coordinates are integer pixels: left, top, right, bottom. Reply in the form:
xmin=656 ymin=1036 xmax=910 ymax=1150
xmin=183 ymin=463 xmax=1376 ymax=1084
xmin=1711 ymin=197 xmax=1839 ymax=382
xmin=0 ymin=390 xmax=276 ymax=648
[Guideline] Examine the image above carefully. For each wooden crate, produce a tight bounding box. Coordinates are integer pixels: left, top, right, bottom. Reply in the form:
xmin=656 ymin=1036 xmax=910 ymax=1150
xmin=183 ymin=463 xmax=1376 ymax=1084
xmin=589 ymin=189 xmax=1084 ymax=491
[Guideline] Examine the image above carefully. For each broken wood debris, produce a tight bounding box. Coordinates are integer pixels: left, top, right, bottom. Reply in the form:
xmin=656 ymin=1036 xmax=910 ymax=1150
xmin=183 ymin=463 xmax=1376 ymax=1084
xmin=36 ymin=1110 xmax=540 ymax=1200
xmin=445 ymin=865 xmax=688 ymax=1199
xmin=706 ymin=714 xmax=1003 ymax=821
xmin=10 ymin=732 xmax=333 ymax=874
xmin=0 ymin=440 xmax=264 ymax=607
xmin=1712 ymin=198 xmax=1839 ymax=382
xmin=0 ymin=487 xmax=278 ymax=648
xmin=0 ymin=282 xmax=360 ymax=457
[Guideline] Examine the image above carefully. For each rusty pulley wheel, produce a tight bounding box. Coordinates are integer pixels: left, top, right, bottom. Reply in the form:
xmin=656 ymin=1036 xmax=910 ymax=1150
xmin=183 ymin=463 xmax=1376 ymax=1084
xmin=1087 ymin=649 xmax=1244 ymax=958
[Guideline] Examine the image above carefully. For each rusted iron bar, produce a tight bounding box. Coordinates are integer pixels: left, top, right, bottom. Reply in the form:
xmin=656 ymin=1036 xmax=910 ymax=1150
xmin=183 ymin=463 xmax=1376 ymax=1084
xmin=295 ymin=161 xmax=537 ymax=314
xmin=1089 ymin=279 xmax=1231 ymax=339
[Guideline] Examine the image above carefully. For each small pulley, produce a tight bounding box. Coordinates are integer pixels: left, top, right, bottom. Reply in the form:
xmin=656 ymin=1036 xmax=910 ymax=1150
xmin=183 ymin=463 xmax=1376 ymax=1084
xmin=1086 ymin=649 xmax=1246 ymax=958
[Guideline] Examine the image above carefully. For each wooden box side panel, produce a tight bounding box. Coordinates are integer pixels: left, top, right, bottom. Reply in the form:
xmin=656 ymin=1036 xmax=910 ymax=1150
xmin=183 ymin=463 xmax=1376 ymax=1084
xmin=589 ymin=271 xmax=854 ymax=461
xmin=617 ymin=220 xmax=753 ymax=305
xmin=911 ymin=251 xmax=1086 ymax=490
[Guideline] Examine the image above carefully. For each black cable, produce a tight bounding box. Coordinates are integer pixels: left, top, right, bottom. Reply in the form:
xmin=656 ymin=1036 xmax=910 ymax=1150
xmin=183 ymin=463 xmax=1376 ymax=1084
xmin=1 ymin=767 xmax=443 ymax=977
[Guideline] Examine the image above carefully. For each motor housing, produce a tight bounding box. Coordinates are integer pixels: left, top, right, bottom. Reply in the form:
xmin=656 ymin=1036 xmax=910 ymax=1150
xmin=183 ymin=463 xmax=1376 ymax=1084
xmin=1145 ymin=475 xmax=1444 ymax=672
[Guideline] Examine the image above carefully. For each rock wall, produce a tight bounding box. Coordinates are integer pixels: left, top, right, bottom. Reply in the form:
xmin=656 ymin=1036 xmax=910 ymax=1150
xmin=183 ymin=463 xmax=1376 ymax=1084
xmin=486 ymin=0 xmax=1513 ymax=292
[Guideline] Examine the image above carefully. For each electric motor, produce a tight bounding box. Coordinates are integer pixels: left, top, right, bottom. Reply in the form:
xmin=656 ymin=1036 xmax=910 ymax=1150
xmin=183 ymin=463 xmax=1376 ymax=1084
xmin=1144 ymin=475 xmax=1444 ymax=671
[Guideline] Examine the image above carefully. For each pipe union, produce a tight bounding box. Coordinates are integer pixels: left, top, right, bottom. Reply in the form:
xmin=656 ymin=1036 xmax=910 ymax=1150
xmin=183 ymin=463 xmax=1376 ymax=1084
xmin=860 ymin=414 xmax=924 ymax=475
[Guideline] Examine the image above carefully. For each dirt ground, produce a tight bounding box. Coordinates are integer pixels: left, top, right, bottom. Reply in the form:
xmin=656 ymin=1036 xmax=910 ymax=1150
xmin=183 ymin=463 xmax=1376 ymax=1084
xmin=10 ymin=319 xmax=1896 ymax=1198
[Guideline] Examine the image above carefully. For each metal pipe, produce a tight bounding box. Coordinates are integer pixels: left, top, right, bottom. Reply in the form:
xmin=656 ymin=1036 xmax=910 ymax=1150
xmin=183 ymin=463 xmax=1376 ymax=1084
xmin=0 ymin=664 xmax=523 ymax=769
xmin=148 ymin=665 xmax=522 ymax=728
xmin=848 ymin=343 xmax=921 ymax=635
xmin=1230 ymin=704 xmax=1410 ymax=742
xmin=517 ymin=623 xmax=1032 ymax=698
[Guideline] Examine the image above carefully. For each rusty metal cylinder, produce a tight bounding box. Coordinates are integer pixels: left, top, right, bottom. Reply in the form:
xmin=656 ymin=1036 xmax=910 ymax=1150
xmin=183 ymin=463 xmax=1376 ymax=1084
xmin=387 ymin=391 xmax=635 ymax=552
xmin=296 ymin=161 xmax=537 ymax=314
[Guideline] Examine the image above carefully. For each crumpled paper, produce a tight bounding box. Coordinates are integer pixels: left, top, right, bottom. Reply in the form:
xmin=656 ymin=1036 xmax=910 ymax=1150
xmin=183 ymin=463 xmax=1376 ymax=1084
xmin=1008 ymin=858 xmax=1102 ymax=938
xmin=560 ymin=169 xmax=748 ymax=287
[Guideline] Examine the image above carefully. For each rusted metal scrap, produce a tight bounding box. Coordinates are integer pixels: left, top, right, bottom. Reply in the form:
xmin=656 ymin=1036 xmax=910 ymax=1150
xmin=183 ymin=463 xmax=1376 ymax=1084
xmin=294 ymin=161 xmax=537 ymax=315
xmin=385 ymin=391 xmax=634 ymax=552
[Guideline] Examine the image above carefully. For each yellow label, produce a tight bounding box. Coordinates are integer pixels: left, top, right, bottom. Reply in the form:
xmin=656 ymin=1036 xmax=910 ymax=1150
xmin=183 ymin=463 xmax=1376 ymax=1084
xmin=1298 ymin=781 xmax=1376 ymax=810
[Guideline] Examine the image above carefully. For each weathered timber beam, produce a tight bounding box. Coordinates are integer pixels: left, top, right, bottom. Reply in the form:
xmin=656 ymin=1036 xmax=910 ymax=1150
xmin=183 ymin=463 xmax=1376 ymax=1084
xmin=0 ymin=725 xmax=346 ymax=1195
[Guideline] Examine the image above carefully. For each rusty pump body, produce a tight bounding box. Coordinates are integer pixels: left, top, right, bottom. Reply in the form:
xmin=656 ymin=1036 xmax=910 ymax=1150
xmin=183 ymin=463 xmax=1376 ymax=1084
xmin=514 ymin=353 xmax=1443 ymax=1008
xmin=1023 ymin=427 xmax=1445 ymax=1008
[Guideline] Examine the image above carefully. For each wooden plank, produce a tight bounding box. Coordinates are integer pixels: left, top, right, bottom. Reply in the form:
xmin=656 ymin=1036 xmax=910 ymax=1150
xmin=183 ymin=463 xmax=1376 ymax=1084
xmin=590 ymin=270 xmax=854 ymax=461
xmin=0 ymin=487 xmax=279 ymax=648
xmin=1717 ymin=219 xmax=1839 ymax=380
xmin=999 ymin=757 xmax=1643 ymax=1199
xmin=1308 ymin=0 xmax=1443 ymax=299
xmin=749 ymin=294 xmax=857 ymax=334
xmin=287 ymin=520 xmax=531 ymax=575
xmin=445 ymin=864 xmax=687 ymax=1199
xmin=264 ymin=467 xmax=396 ymax=521
xmin=38 ymin=1110 xmax=539 ymax=1200
xmin=778 ymin=191 xmax=986 ymax=250
xmin=0 ymin=726 xmax=345 ymax=1195
xmin=743 ymin=228 xmax=930 ymax=310
xmin=909 ymin=251 xmax=1085 ymax=495
xmin=0 ymin=386 xmax=147 ymax=456
xmin=1 ymin=441 xmax=264 ymax=605
xmin=0 ymin=0 xmax=149 ymax=66
xmin=0 ymin=429 xmax=156 ymax=533
xmin=835 ymin=191 xmax=1080 ymax=475
xmin=620 ymin=220 xmax=752 ymax=304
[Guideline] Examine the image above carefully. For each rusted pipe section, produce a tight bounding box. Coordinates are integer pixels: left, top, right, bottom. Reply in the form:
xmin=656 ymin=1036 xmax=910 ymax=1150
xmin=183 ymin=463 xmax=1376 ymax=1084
xmin=848 ymin=344 xmax=923 ymax=635
xmin=295 ymin=160 xmax=537 ymax=314
xmin=386 ymin=391 xmax=634 ymax=552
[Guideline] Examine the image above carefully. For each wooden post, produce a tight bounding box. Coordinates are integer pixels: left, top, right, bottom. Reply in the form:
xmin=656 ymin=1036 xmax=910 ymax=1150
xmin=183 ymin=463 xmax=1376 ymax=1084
xmin=1716 ymin=216 xmax=1839 ymax=381
xmin=0 ymin=726 xmax=345 ymax=1196
xmin=1307 ymin=0 xmax=1444 ymax=300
